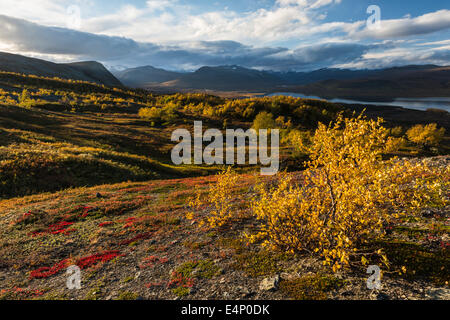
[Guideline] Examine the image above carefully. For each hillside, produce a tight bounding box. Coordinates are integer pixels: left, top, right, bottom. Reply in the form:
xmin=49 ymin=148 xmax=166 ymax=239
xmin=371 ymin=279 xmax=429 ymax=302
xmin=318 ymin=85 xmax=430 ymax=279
xmin=0 ymin=72 xmax=449 ymax=301
xmin=0 ymin=52 xmax=122 ymax=87
xmin=159 ymin=66 xmax=281 ymax=91
xmin=0 ymin=157 xmax=448 ymax=300
xmin=113 ymin=66 xmax=183 ymax=88
xmin=1 ymin=71 xmax=449 ymax=199
xmin=0 ymin=104 xmax=219 ymax=199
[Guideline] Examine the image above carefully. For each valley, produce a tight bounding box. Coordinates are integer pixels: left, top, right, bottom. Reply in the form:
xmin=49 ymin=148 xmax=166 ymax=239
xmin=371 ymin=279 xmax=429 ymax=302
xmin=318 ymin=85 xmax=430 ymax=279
xmin=0 ymin=53 xmax=448 ymax=301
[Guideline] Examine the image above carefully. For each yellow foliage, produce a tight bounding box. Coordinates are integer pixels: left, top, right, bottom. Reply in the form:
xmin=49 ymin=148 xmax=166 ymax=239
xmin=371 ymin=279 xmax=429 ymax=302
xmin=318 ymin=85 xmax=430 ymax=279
xmin=188 ymin=167 xmax=240 ymax=228
xmin=249 ymin=114 xmax=448 ymax=270
xmin=282 ymin=129 xmax=311 ymax=156
xmin=138 ymin=107 xmax=163 ymax=121
xmin=406 ymin=123 xmax=445 ymax=147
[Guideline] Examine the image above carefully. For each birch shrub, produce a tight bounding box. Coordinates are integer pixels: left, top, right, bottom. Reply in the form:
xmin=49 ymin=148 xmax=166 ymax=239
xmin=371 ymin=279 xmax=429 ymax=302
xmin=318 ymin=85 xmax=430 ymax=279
xmin=188 ymin=114 xmax=448 ymax=271
xmin=188 ymin=167 xmax=241 ymax=228
xmin=249 ymin=114 xmax=448 ymax=271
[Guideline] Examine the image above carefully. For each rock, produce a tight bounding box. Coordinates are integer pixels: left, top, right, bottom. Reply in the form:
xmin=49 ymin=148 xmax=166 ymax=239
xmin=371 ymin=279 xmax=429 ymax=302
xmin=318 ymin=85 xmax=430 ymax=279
xmin=241 ymin=291 xmax=256 ymax=299
xmin=422 ymin=210 xmax=433 ymax=218
xmin=425 ymin=288 xmax=450 ymax=300
xmin=259 ymin=275 xmax=280 ymax=292
xmin=238 ymin=287 xmax=255 ymax=299
xmin=374 ymin=292 xmax=390 ymax=300
xmin=341 ymin=291 xmax=353 ymax=297
xmin=280 ymin=272 xmax=297 ymax=281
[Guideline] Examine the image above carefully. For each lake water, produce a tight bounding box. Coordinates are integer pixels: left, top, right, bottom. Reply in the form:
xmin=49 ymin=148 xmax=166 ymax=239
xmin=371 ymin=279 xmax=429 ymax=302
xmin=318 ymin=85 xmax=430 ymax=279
xmin=267 ymin=92 xmax=450 ymax=113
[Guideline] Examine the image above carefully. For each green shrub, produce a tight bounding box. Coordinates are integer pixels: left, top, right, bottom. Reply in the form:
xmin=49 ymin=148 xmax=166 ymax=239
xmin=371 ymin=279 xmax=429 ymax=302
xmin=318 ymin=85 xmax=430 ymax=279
xmin=252 ymin=111 xmax=276 ymax=131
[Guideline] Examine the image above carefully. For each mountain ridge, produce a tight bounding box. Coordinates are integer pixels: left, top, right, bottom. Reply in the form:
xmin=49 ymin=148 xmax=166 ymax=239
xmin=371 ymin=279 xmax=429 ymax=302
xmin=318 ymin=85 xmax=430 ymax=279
xmin=113 ymin=65 xmax=183 ymax=87
xmin=290 ymin=65 xmax=450 ymax=101
xmin=114 ymin=63 xmax=450 ymax=101
xmin=0 ymin=52 xmax=122 ymax=87
xmin=1 ymin=51 xmax=448 ymax=100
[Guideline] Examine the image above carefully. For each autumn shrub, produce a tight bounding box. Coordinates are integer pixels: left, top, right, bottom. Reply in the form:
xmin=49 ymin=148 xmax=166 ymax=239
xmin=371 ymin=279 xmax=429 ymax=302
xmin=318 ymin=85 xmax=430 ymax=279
xmin=161 ymin=102 xmax=179 ymax=122
xmin=249 ymin=114 xmax=448 ymax=271
xmin=252 ymin=111 xmax=276 ymax=131
xmin=138 ymin=103 xmax=179 ymax=125
xmin=188 ymin=167 xmax=241 ymax=228
xmin=19 ymin=89 xmax=34 ymax=108
xmin=388 ymin=126 xmax=404 ymax=137
xmin=406 ymin=123 xmax=445 ymax=149
xmin=281 ymin=129 xmax=311 ymax=158
xmin=138 ymin=107 xmax=163 ymax=125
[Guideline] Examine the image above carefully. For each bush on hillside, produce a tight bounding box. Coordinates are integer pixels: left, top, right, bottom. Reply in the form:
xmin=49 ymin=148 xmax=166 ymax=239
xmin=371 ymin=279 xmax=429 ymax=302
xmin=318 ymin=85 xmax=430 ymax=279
xmin=406 ymin=123 xmax=445 ymax=148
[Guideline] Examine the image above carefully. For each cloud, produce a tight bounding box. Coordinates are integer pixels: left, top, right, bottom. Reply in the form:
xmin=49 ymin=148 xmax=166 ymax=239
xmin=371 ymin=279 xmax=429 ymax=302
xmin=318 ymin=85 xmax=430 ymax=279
xmin=0 ymin=0 xmax=350 ymax=46
xmin=146 ymin=0 xmax=176 ymax=12
xmin=418 ymin=39 xmax=450 ymax=46
xmin=276 ymin=0 xmax=341 ymax=9
xmin=0 ymin=0 xmax=69 ymax=27
xmin=0 ymin=2 xmax=449 ymax=72
xmin=1 ymin=1 xmax=449 ymax=49
xmin=292 ymin=42 xmax=378 ymax=64
xmin=352 ymin=10 xmax=450 ymax=40
xmin=0 ymin=14 xmax=384 ymax=71
xmin=335 ymin=46 xmax=450 ymax=70
xmin=0 ymin=15 xmax=139 ymax=59
xmin=72 ymin=0 xmax=349 ymax=45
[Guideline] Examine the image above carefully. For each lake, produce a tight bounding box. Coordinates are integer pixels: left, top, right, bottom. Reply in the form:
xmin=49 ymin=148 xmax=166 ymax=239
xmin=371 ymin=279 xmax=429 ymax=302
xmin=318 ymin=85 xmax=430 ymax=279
xmin=267 ymin=93 xmax=450 ymax=113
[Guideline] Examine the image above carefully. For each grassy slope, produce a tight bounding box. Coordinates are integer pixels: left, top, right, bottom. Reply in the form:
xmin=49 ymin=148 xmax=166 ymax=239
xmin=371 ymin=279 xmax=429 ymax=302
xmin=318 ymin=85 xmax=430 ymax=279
xmin=0 ymin=104 xmax=222 ymax=199
xmin=0 ymin=168 xmax=448 ymax=300
xmin=0 ymin=73 xmax=448 ymax=300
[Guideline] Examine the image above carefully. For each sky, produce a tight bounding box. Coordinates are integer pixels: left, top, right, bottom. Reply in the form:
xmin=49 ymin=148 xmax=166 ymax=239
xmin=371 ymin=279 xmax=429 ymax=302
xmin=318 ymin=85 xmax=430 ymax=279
xmin=0 ymin=0 xmax=449 ymax=71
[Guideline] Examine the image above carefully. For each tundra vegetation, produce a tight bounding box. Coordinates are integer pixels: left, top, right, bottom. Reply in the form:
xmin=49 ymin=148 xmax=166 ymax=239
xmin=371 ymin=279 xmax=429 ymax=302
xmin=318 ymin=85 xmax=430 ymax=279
xmin=0 ymin=71 xmax=448 ymax=300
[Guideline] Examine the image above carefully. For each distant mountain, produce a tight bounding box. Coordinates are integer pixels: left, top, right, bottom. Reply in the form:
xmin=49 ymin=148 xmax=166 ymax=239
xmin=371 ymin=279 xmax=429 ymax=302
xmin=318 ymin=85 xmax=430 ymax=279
xmin=3 ymin=51 xmax=448 ymax=100
xmin=274 ymin=68 xmax=375 ymax=85
xmin=159 ymin=65 xmax=282 ymax=91
xmin=0 ymin=52 xmax=122 ymax=87
xmin=289 ymin=65 xmax=450 ymax=101
xmin=117 ymin=64 xmax=449 ymax=99
xmin=113 ymin=65 xmax=183 ymax=87
xmin=116 ymin=65 xmax=379 ymax=90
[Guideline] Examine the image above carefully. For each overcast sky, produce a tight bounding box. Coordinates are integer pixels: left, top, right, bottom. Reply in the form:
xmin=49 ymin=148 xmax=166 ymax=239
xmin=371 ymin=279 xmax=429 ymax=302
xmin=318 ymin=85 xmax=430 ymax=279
xmin=0 ymin=0 xmax=449 ymax=71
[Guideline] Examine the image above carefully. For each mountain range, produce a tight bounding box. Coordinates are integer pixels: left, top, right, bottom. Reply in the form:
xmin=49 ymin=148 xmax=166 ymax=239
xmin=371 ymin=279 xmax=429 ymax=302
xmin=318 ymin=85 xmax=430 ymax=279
xmin=0 ymin=51 xmax=449 ymax=101
xmin=113 ymin=64 xmax=450 ymax=101
xmin=289 ymin=65 xmax=450 ymax=101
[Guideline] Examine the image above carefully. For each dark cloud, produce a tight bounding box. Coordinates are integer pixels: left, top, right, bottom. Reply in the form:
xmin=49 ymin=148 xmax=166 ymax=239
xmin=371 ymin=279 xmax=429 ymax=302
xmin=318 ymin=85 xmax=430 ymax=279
xmin=252 ymin=42 xmax=385 ymax=70
xmin=1 ymin=14 xmax=140 ymax=59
